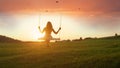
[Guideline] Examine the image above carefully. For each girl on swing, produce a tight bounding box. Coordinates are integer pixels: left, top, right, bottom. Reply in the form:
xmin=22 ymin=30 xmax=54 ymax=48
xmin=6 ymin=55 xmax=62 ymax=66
xmin=38 ymin=21 xmax=61 ymax=46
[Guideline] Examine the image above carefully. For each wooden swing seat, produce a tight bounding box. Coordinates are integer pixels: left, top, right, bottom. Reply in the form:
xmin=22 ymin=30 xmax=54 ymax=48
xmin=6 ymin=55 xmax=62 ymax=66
xmin=38 ymin=37 xmax=60 ymax=40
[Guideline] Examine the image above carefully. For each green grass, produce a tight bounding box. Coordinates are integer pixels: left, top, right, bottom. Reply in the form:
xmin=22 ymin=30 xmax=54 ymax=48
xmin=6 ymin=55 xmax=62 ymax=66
xmin=0 ymin=39 xmax=120 ymax=68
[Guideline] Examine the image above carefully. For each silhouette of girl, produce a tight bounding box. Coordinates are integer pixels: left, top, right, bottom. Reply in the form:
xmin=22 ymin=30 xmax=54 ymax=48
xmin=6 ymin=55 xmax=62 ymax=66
xmin=38 ymin=21 xmax=61 ymax=46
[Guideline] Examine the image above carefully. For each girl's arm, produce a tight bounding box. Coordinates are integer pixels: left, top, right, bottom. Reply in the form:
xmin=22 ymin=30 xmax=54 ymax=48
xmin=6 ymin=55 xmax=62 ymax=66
xmin=38 ymin=26 xmax=45 ymax=33
xmin=52 ymin=27 xmax=61 ymax=34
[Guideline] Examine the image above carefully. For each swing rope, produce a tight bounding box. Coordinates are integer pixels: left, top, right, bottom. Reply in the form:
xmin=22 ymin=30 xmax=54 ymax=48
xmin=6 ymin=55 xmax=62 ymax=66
xmin=57 ymin=0 xmax=62 ymax=40
xmin=59 ymin=13 xmax=62 ymax=40
xmin=38 ymin=13 xmax=42 ymax=33
xmin=38 ymin=14 xmax=41 ymax=28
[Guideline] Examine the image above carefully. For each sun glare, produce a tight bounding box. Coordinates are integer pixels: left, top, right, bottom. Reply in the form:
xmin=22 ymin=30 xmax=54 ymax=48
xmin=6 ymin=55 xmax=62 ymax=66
xmin=15 ymin=13 xmax=79 ymax=41
xmin=32 ymin=29 xmax=44 ymax=40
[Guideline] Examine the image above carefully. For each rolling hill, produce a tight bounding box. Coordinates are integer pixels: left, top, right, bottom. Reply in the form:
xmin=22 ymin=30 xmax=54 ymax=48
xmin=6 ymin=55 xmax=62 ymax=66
xmin=0 ymin=35 xmax=21 ymax=43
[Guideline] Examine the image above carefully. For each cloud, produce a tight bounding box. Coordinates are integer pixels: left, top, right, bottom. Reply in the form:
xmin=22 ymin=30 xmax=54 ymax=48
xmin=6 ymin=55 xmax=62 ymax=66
xmin=0 ymin=0 xmax=120 ymax=29
xmin=76 ymin=16 xmax=120 ymax=30
xmin=0 ymin=13 xmax=17 ymax=28
xmin=0 ymin=0 xmax=120 ymax=15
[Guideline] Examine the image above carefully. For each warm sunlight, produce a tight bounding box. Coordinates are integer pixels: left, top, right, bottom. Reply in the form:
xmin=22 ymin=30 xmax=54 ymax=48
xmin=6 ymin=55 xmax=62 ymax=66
xmin=18 ymin=13 xmax=62 ymax=41
xmin=24 ymin=13 xmax=82 ymax=41
xmin=32 ymin=27 xmax=44 ymax=41
xmin=1 ymin=12 xmax=119 ymax=41
xmin=1 ymin=0 xmax=120 ymax=67
xmin=37 ymin=13 xmax=62 ymax=40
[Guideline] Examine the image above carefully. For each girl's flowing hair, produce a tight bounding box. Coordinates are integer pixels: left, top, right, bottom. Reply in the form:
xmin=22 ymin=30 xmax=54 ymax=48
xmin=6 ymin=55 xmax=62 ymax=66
xmin=46 ymin=21 xmax=53 ymax=30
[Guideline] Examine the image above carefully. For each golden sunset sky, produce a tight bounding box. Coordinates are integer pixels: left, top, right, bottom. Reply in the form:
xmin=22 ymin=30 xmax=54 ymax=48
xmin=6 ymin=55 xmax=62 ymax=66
xmin=0 ymin=0 xmax=120 ymax=41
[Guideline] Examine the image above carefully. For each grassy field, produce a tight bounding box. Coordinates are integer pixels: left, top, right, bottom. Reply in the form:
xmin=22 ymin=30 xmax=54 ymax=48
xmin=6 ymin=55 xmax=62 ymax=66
xmin=0 ymin=38 xmax=120 ymax=68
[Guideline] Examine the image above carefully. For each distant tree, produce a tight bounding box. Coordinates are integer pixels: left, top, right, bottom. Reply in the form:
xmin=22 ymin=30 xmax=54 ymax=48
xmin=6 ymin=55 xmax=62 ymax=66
xmin=79 ymin=37 xmax=83 ymax=40
xmin=72 ymin=37 xmax=83 ymax=42
xmin=115 ymin=33 xmax=118 ymax=37
xmin=62 ymin=39 xmax=71 ymax=42
xmin=84 ymin=37 xmax=93 ymax=40
xmin=67 ymin=39 xmax=71 ymax=42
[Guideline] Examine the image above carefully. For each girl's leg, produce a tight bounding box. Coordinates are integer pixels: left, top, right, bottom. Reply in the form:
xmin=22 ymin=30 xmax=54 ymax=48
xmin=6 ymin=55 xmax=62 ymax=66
xmin=46 ymin=40 xmax=50 ymax=47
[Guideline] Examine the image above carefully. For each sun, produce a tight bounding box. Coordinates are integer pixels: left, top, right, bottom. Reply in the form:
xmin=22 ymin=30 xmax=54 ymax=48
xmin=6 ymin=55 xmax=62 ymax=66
xmin=32 ymin=28 xmax=44 ymax=41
